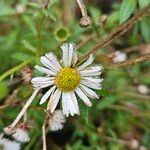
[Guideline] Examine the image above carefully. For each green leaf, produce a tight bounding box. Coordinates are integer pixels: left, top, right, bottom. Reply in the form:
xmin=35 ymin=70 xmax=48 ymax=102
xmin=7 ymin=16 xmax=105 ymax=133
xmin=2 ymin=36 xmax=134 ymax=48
xmin=140 ymin=17 xmax=150 ymax=43
xmin=97 ymin=95 xmax=117 ymax=110
xmin=138 ymin=0 xmax=150 ymax=9
xmin=0 ymin=82 xmax=8 ymax=100
xmin=21 ymin=40 xmax=36 ymax=53
xmin=119 ymin=0 xmax=137 ymax=24
xmin=12 ymin=52 xmax=31 ymax=62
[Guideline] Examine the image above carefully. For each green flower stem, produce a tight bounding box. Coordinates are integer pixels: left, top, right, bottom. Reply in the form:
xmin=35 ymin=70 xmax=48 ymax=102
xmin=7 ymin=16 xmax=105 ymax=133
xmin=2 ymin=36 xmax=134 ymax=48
xmin=0 ymin=59 xmax=32 ymax=82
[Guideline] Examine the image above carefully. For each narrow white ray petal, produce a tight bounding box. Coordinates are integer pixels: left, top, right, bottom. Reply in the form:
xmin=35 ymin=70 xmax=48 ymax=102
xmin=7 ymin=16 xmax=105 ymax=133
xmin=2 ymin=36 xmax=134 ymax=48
xmin=40 ymin=86 xmax=56 ymax=104
xmin=62 ymin=92 xmax=78 ymax=117
xmin=60 ymin=43 xmax=69 ymax=67
xmin=68 ymin=43 xmax=74 ymax=67
xmin=81 ymin=80 xmax=102 ymax=90
xmin=80 ymin=66 xmax=102 ymax=76
xmin=33 ymin=81 xmax=54 ymax=89
xmin=75 ymin=87 xmax=92 ymax=107
xmin=82 ymin=77 xmax=103 ymax=83
xmin=47 ymin=89 xmax=61 ymax=112
xmin=70 ymin=92 xmax=80 ymax=115
xmin=77 ymin=55 xmax=94 ymax=71
xmin=31 ymin=77 xmax=54 ymax=83
xmin=35 ymin=65 xmax=56 ymax=76
xmin=45 ymin=53 xmax=62 ymax=70
xmin=79 ymin=84 xmax=99 ymax=99
xmin=40 ymin=56 xmax=58 ymax=73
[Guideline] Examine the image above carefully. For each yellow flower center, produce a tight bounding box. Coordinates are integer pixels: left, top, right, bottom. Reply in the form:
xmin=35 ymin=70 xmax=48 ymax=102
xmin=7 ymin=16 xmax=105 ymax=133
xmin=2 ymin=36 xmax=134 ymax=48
xmin=55 ymin=67 xmax=81 ymax=91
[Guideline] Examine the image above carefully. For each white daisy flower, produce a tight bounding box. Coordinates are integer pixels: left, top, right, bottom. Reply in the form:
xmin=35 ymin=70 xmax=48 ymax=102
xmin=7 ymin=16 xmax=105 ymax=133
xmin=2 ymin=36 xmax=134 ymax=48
xmin=12 ymin=128 xmax=30 ymax=143
xmin=112 ymin=51 xmax=127 ymax=63
xmin=48 ymin=110 xmax=66 ymax=131
xmin=31 ymin=43 xmax=103 ymax=116
xmin=0 ymin=137 xmax=20 ymax=150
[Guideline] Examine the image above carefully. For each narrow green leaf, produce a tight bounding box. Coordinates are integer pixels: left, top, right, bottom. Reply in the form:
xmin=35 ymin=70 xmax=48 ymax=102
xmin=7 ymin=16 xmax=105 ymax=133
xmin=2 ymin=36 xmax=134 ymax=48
xmin=0 ymin=59 xmax=32 ymax=82
xmin=119 ymin=0 xmax=137 ymax=24
xmin=140 ymin=17 xmax=150 ymax=43
xmin=12 ymin=52 xmax=31 ymax=62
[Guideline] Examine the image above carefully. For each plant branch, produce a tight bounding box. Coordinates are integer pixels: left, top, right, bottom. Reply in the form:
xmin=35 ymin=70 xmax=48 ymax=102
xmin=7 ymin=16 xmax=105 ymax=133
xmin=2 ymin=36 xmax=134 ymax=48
xmin=75 ymin=0 xmax=87 ymax=16
xmin=104 ymin=54 xmax=150 ymax=69
xmin=10 ymin=89 xmax=40 ymax=127
xmin=78 ymin=5 xmax=150 ymax=62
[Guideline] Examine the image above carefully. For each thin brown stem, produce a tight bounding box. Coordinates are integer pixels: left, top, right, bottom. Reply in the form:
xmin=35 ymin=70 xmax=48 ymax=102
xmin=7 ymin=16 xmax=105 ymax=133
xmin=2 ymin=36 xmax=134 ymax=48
xmin=78 ymin=5 xmax=150 ymax=62
xmin=104 ymin=54 xmax=150 ymax=69
xmin=76 ymin=0 xmax=87 ymax=16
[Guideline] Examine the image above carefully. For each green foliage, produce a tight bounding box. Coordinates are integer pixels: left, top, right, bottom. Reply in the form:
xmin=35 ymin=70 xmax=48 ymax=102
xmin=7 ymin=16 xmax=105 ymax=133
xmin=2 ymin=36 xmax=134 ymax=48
xmin=119 ymin=0 xmax=137 ymax=24
xmin=0 ymin=0 xmax=149 ymax=149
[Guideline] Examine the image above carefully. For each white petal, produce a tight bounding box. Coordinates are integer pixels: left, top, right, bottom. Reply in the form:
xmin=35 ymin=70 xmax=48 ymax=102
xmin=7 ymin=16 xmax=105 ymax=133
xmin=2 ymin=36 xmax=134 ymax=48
xmin=79 ymin=84 xmax=99 ymax=99
xmin=70 ymin=92 xmax=80 ymax=115
xmin=40 ymin=56 xmax=59 ymax=73
xmin=77 ymin=55 xmax=94 ymax=71
xmin=60 ymin=43 xmax=75 ymax=67
xmin=31 ymin=77 xmax=54 ymax=82
xmin=35 ymin=65 xmax=56 ymax=76
xmin=62 ymin=92 xmax=78 ymax=117
xmin=82 ymin=77 xmax=103 ymax=83
xmin=40 ymin=86 xmax=56 ymax=104
xmin=45 ymin=53 xmax=62 ymax=70
xmin=81 ymin=80 xmax=102 ymax=90
xmin=80 ymin=66 xmax=102 ymax=76
xmin=47 ymin=89 xmax=61 ymax=112
xmin=75 ymin=87 xmax=92 ymax=107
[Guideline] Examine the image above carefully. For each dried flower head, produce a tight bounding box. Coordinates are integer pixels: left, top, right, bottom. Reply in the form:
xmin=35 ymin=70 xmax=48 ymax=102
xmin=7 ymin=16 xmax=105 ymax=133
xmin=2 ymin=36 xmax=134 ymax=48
xmin=3 ymin=126 xmax=16 ymax=135
xmin=12 ymin=128 xmax=30 ymax=143
xmin=31 ymin=43 xmax=103 ymax=117
xmin=112 ymin=51 xmax=127 ymax=63
xmin=48 ymin=110 xmax=66 ymax=131
xmin=20 ymin=66 xmax=33 ymax=84
xmin=0 ymin=137 xmax=20 ymax=150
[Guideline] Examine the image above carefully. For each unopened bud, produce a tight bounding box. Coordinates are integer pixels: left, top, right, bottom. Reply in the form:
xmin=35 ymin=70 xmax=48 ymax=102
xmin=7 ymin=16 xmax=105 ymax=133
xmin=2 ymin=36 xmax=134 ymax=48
xmin=79 ymin=16 xmax=92 ymax=28
xmin=100 ymin=14 xmax=108 ymax=24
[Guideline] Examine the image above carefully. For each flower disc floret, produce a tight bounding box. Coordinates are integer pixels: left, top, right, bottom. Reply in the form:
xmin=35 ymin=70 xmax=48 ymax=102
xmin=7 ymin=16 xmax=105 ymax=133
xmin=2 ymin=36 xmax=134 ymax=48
xmin=55 ymin=67 xmax=80 ymax=91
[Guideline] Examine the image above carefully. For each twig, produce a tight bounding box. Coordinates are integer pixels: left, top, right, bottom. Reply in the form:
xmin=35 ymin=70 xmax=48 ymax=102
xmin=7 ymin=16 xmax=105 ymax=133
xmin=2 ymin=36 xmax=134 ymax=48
xmin=104 ymin=54 xmax=150 ymax=69
xmin=78 ymin=5 xmax=150 ymax=62
xmin=10 ymin=89 xmax=40 ymax=127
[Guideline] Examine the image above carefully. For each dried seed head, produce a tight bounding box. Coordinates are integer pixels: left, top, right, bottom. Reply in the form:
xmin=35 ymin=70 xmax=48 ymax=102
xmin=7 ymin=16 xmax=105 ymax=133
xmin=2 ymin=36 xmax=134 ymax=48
xmin=3 ymin=126 xmax=16 ymax=135
xmin=79 ymin=16 xmax=92 ymax=28
xmin=20 ymin=66 xmax=33 ymax=84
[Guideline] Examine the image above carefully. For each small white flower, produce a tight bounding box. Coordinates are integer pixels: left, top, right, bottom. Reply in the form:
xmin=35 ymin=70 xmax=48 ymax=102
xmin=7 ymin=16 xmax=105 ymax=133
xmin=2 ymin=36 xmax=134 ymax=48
xmin=0 ymin=137 xmax=20 ymax=150
xmin=31 ymin=43 xmax=103 ymax=116
xmin=15 ymin=4 xmax=25 ymax=14
xmin=138 ymin=84 xmax=149 ymax=95
xmin=12 ymin=128 xmax=30 ymax=143
xmin=48 ymin=110 xmax=66 ymax=131
xmin=112 ymin=51 xmax=127 ymax=63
